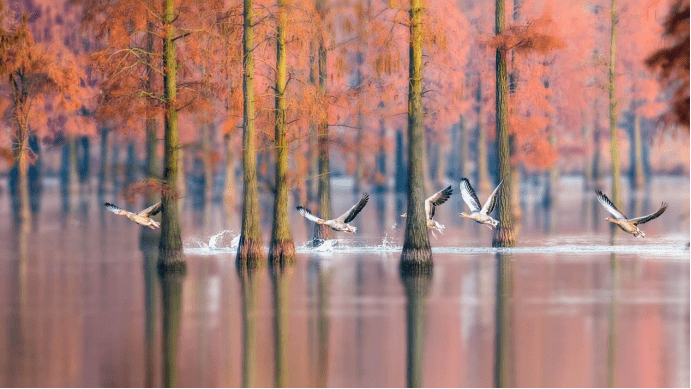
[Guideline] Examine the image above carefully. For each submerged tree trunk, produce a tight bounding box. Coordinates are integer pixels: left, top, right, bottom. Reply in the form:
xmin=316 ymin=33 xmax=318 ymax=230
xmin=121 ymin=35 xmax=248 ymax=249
xmin=475 ymin=79 xmax=491 ymax=193
xmin=159 ymin=0 xmax=185 ymax=270
xmin=269 ymin=0 xmax=295 ymax=264
xmin=608 ymin=0 xmax=621 ymax=240
xmin=492 ymin=0 xmax=515 ymax=247
xmin=237 ymin=0 xmax=265 ymax=264
xmin=312 ymin=0 xmax=333 ymax=245
xmin=401 ymin=0 xmax=432 ymax=273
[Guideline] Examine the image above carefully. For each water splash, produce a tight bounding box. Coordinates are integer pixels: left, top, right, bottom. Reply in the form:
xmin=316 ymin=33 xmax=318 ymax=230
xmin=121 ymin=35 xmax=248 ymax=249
xmin=183 ymin=230 xmax=241 ymax=255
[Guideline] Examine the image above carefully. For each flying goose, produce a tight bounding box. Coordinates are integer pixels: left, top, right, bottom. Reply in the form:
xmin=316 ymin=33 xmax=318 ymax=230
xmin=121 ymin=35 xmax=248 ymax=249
xmin=104 ymin=201 xmax=162 ymax=229
xmin=401 ymin=185 xmax=453 ymax=237
xmin=297 ymin=193 xmax=369 ymax=233
xmin=459 ymin=178 xmax=503 ymax=229
xmin=595 ymin=191 xmax=667 ymax=238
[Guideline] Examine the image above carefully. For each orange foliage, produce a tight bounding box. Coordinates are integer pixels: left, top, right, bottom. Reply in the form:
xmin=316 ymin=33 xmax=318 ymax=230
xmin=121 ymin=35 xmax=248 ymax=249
xmin=645 ymin=0 xmax=689 ymax=128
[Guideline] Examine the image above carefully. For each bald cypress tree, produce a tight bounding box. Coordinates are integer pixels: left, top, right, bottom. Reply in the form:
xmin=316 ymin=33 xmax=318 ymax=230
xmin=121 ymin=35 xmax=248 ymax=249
xmin=159 ymin=0 xmax=184 ymax=269
xmin=237 ymin=0 xmax=265 ymax=264
xmin=312 ymin=0 xmax=333 ymax=245
xmin=608 ymin=0 xmax=622 ymax=240
xmin=492 ymin=0 xmax=516 ymax=248
xmin=400 ymin=0 xmax=432 ymax=274
xmin=269 ymin=0 xmax=295 ymax=264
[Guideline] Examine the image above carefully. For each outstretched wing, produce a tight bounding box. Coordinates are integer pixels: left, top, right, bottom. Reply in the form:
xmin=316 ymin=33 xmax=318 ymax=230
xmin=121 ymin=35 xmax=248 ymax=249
xmin=481 ymin=180 xmax=503 ymax=215
xmin=337 ymin=192 xmax=369 ymax=223
xmin=425 ymin=185 xmax=453 ymax=220
xmin=459 ymin=178 xmax=481 ymax=213
xmin=297 ymin=206 xmax=324 ymax=224
xmin=139 ymin=201 xmax=162 ymax=217
xmin=104 ymin=203 xmax=128 ymax=216
xmin=595 ymin=191 xmax=626 ymax=220
xmin=629 ymin=202 xmax=668 ymax=225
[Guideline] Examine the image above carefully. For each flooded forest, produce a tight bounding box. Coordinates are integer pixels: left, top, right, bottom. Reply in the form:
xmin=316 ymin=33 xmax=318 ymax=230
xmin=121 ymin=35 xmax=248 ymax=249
xmin=0 ymin=0 xmax=689 ymax=387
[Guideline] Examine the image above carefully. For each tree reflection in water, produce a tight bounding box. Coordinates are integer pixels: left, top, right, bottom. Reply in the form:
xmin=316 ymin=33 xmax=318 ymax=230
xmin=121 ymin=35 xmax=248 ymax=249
xmin=494 ymin=253 xmax=515 ymax=388
xmin=270 ymin=260 xmax=294 ymax=387
xmin=140 ymin=228 xmax=160 ymax=387
xmin=607 ymin=253 xmax=619 ymax=388
xmin=307 ymin=257 xmax=331 ymax=387
xmin=237 ymin=263 xmax=261 ymax=387
xmin=159 ymin=265 xmax=185 ymax=387
xmin=401 ymin=269 xmax=432 ymax=388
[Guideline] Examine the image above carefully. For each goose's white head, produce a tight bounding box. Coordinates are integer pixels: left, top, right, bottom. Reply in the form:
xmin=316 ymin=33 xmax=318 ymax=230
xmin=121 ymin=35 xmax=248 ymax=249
xmin=428 ymin=219 xmax=444 ymax=233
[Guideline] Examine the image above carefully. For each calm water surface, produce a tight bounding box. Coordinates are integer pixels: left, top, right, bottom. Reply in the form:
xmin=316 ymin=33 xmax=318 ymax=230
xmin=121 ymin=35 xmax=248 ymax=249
xmin=0 ymin=176 xmax=688 ymax=387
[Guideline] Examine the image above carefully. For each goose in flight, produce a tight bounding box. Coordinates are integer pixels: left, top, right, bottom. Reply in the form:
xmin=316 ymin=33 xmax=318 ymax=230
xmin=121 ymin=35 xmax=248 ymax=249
xmin=459 ymin=178 xmax=503 ymax=229
xmin=401 ymin=185 xmax=453 ymax=237
xmin=104 ymin=201 xmax=162 ymax=229
xmin=297 ymin=193 xmax=369 ymax=233
xmin=595 ymin=191 xmax=667 ymax=238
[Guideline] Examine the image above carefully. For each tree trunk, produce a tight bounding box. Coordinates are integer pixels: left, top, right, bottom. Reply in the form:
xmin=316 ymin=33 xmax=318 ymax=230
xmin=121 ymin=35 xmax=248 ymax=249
xmin=145 ymin=19 xmax=158 ymax=208
xmin=631 ymin=111 xmax=644 ymax=190
xmin=237 ymin=0 xmax=265 ymax=264
xmin=592 ymin=105 xmax=603 ymax=190
xmin=159 ymin=0 xmax=185 ymax=270
xmin=16 ymin=126 xmax=30 ymax=228
xmin=308 ymin=40 xmax=319 ymax=207
xmin=312 ymin=0 xmax=333 ymax=245
xmin=202 ymin=123 xmax=214 ymax=202
xmin=376 ymin=115 xmax=387 ymax=192
xmin=69 ymin=135 xmax=80 ymax=197
xmin=582 ymin=117 xmax=592 ymax=191
xmin=458 ymin=116 xmax=467 ymax=180
xmin=608 ymin=0 xmax=621 ymax=240
xmin=400 ymin=0 xmax=432 ymax=272
xmin=269 ymin=0 xmax=295 ymax=264
xmin=125 ymin=141 xmax=136 ymax=203
xmin=145 ymin=118 xmax=159 ymax=204
xmin=111 ymin=133 xmax=120 ymax=192
xmin=492 ymin=0 xmax=515 ymax=247
xmin=475 ymin=79 xmax=491 ymax=193
xmin=546 ymin=126 xmax=558 ymax=203
xmin=354 ymin=111 xmax=364 ymax=193
xmin=98 ymin=128 xmax=110 ymax=197
xmin=224 ymin=133 xmax=236 ymax=208
xmin=395 ymin=129 xmax=407 ymax=193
